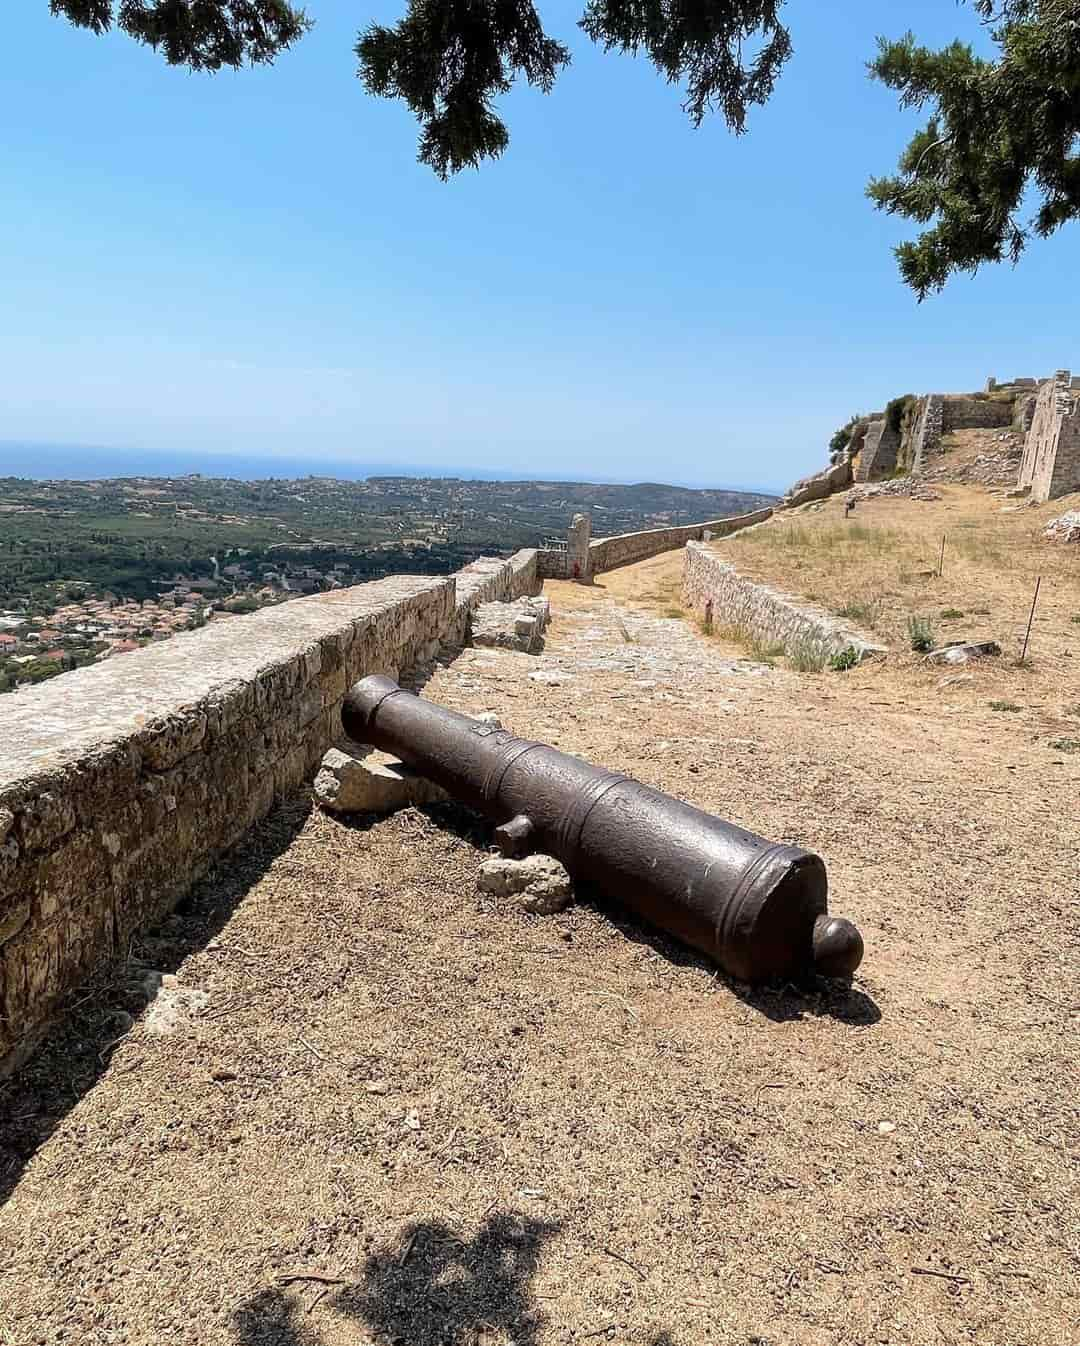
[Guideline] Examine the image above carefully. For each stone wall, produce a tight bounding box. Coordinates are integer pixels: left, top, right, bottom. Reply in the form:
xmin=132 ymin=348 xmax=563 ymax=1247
xmin=682 ymin=542 xmax=884 ymax=663
xmin=588 ymin=509 xmax=773 ymax=574
xmin=536 ymin=548 xmax=569 ymax=580
xmin=907 ymin=395 xmax=944 ymax=473
xmin=0 ymin=549 xmax=541 ymax=1074
xmin=447 ymin=550 xmax=540 ymax=644
xmin=1018 ymin=372 xmax=1080 ymax=502
xmin=941 ymin=396 xmax=1014 ymax=433
xmin=854 ymin=419 xmax=901 ymax=482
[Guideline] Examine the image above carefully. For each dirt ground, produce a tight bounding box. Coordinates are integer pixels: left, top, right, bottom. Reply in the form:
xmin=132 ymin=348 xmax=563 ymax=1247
xmin=1 ymin=522 xmax=1078 ymax=1346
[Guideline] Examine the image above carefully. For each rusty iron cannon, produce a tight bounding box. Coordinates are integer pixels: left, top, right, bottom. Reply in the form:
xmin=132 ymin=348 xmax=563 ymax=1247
xmin=341 ymin=676 xmax=864 ymax=985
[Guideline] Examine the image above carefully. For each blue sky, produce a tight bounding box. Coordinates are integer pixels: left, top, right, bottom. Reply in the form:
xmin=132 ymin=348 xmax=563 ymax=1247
xmin=2 ymin=2 xmax=1075 ymax=492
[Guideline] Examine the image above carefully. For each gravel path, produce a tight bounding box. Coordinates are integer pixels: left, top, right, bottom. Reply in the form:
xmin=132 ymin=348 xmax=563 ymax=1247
xmin=1 ymin=568 xmax=1075 ymax=1346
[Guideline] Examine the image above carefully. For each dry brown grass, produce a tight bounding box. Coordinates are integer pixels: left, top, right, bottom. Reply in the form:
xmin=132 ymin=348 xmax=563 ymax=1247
xmin=712 ymin=485 xmax=1080 ymax=708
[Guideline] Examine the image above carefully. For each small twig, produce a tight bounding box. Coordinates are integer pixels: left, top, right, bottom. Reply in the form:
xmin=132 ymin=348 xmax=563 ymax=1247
xmin=400 ymin=1231 xmax=419 ymax=1266
xmin=911 ymin=1266 xmax=970 ymax=1285
xmin=601 ymin=1247 xmax=647 ymax=1281
xmin=579 ymin=1326 xmax=617 ymax=1340
xmin=275 ymin=1271 xmax=345 ymax=1287
xmin=299 ymin=1037 xmax=325 ymax=1062
xmin=306 ymin=1286 xmax=330 ymax=1314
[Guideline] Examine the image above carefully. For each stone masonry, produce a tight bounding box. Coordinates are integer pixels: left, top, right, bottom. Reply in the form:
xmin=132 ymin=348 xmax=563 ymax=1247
xmin=1017 ymin=371 xmax=1080 ymax=502
xmin=854 ymin=419 xmax=901 ymax=482
xmin=0 ymin=551 xmax=540 ymax=1073
xmin=683 ymin=542 xmax=884 ymax=664
xmin=587 ymin=508 xmax=773 ymax=574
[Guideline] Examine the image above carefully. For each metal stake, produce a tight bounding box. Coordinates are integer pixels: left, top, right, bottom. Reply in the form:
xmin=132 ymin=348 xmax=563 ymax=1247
xmin=1020 ymin=576 xmax=1042 ymax=664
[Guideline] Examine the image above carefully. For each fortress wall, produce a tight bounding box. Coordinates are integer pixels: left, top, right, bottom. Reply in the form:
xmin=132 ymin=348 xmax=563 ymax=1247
xmin=537 ymin=549 xmax=569 ymax=579
xmin=1020 ymin=374 xmax=1080 ymax=501
xmin=588 ymin=509 xmax=773 ymax=575
xmin=854 ymin=419 xmax=900 ymax=482
xmin=0 ymin=574 xmax=462 ymax=1072
xmin=447 ymin=549 xmax=540 ymax=643
xmin=682 ymin=543 xmax=884 ymax=664
xmin=941 ymin=396 xmax=1014 ymax=432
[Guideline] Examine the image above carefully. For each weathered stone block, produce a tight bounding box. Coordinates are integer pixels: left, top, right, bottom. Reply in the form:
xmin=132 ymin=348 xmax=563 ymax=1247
xmin=314 ymin=746 xmax=448 ymax=815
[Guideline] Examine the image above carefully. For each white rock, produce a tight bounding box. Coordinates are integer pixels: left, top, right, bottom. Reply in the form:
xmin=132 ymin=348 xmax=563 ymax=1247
xmin=478 ymin=853 xmax=573 ymax=914
xmin=314 ymin=745 xmax=448 ymax=815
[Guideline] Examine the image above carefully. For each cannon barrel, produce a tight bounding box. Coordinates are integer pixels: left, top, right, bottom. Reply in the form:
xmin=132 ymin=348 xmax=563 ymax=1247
xmin=341 ymin=676 xmax=863 ymax=984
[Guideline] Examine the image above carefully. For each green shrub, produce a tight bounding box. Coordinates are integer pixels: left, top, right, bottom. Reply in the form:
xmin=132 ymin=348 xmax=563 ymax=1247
xmin=885 ymin=394 xmax=915 ymax=435
xmin=839 ymin=595 xmax=882 ymax=626
xmin=907 ymin=616 xmax=935 ymax=652
xmin=989 ymin=700 xmax=1021 ymax=712
xmin=664 ymin=606 xmax=685 ymax=619
xmin=941 ymin=608 xmax=965 ymax=619
xmin=1049 ymin=738 xmax=1080 ymax=753
xmin=1071 ymin=615 xmax=1080 ymax=625
xmin=828 ymin=646 xmax=860 ymax=672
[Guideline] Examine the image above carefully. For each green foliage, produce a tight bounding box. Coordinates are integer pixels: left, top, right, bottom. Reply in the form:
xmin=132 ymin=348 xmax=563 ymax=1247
xmin=49 ymin=0 xmax=311 ymax=70
xmin=989 ymin=700 xmax=1021 ymax=712
xmin=869 ymin=3 xmax=1080 ymax=297
xmin=827 ymin=646 xmax=859 ymax=672
xmin=52 ymin=2 xmax=1080 ymax=292
xmin=839 ymin=594 xmax=882 ymax=627
xmin=829 ymin=414 xmax=862 ymax=462
xmin=941 ymin=608 xmax=965 ymax=619
xmin=907 ymin=615 xmax=935 ymax=652
xmin=884 ymin=394 xmax=915 ymax=435
xmin=1049 ymin=737 xmax=1080 ymax=753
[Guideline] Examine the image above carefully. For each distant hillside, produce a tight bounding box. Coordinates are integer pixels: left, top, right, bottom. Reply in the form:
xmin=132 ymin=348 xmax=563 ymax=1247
xmin=0 ymin=472 xmax=775 ymax=611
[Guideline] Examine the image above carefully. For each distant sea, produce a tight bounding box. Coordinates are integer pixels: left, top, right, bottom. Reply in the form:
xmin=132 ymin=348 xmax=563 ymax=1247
xmin=0 ymin=441 xmax=782 ymax=496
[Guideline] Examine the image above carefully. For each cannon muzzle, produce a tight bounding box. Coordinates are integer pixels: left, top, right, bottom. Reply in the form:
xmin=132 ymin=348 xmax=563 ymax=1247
xmin=342 ymin=676 xmax=863 ymax=985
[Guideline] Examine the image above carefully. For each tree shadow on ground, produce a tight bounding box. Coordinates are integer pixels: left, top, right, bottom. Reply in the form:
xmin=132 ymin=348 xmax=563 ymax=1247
xmin=233 ymin=1210 xmax=561 ymax=1346
xmin=0 ymin=795 xmax=312 ymax=1209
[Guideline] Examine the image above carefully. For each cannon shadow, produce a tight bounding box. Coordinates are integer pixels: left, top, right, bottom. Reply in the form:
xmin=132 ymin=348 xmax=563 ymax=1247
xmin=583 ymin=881 xmax=882 ymax=1025
xmin=232 ymin=1211 xmax=684 ymax=1346
xmin=332 ymin=802 xmax=882 ymax=1028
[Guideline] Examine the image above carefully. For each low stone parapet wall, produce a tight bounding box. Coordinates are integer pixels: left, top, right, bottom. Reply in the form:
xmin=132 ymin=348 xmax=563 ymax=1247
xmin=682 ymin=542 xmax=884 ymax=663
xmin=0 ymin=548 xmax=545 ymax=1073
xmin=588 ymin=509 xmax=773 ymax=575
xmin=448 ymin=549 xmax=540 ymax=642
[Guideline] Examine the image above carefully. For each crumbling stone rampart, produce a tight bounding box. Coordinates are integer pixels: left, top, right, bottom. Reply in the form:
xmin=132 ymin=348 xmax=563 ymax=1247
xmin=1018 ymin=371 xmax=1080 ymax=502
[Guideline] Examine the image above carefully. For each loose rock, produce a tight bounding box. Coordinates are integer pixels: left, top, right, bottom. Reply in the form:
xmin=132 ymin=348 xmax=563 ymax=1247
xmin=478 ymin=853 xmax=573 ymax=915
xmin=927 ymin=640 xmax=1002 ymax=666
xmin=1044 ymin=511 xmax=1080 ymax=543
xmin=314 ymin=745 xmax=448 ymax=815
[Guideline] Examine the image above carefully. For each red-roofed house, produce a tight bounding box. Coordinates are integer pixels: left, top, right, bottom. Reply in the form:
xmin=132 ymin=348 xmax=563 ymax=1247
xmin=0 ymin=633 xmax=17 ymax=648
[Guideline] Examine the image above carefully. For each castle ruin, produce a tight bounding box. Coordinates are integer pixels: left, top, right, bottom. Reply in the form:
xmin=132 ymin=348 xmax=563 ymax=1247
xmin=1016 ymin=370 xmax=1080 ymax=502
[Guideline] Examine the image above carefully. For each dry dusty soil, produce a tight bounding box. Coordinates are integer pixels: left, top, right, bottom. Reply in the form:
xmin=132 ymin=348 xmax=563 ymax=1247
xmin=1 ymin=514 xmax=1077 ymax=1346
